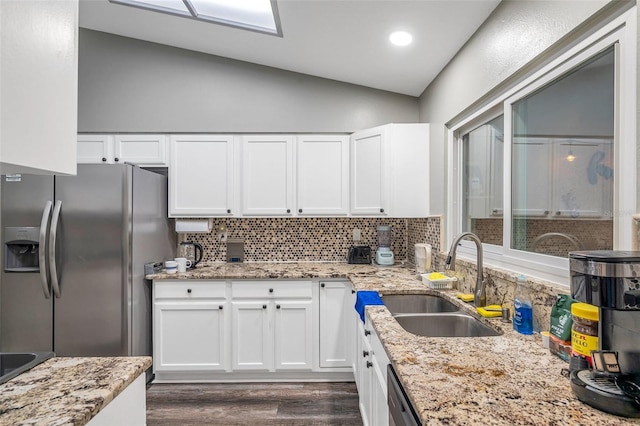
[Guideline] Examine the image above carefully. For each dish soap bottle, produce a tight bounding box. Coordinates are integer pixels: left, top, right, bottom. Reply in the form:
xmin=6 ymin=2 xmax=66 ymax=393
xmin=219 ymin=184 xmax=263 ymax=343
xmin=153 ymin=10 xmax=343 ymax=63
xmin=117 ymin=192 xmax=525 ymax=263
xmin=513 ymin=274 xmax=533 ymax=335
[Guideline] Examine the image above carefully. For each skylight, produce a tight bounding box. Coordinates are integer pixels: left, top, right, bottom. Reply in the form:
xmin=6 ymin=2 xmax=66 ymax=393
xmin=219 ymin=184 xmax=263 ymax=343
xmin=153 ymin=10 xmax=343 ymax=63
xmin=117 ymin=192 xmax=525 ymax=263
xmin=109 ymin=0 xmax=282 ymax=36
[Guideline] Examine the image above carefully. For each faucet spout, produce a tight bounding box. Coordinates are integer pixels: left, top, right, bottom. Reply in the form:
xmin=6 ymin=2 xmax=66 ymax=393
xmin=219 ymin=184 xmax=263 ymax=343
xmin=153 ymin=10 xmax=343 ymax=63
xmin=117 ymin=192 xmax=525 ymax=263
xmin=445 ymin=232 xmax=486 ymax=307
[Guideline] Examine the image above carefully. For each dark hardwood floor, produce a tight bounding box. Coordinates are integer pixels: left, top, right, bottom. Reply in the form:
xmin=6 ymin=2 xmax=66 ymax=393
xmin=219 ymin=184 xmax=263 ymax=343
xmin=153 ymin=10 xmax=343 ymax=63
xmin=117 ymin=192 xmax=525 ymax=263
xmin=146 ymin=382 xmax=363 ymax=426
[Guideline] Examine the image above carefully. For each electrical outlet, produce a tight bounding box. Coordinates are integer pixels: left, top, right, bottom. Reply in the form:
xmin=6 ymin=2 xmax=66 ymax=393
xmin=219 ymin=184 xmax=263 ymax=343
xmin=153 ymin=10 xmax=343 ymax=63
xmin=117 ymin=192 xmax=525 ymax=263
xmin=353 ymin=228 xmax=362 ymax=241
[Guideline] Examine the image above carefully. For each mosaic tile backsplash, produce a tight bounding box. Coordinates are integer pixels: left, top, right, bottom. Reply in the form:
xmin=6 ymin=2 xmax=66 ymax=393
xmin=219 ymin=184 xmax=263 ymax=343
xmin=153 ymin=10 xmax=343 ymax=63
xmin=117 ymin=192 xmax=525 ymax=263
xmin=183 ymin=218 xmax=418 ymax=263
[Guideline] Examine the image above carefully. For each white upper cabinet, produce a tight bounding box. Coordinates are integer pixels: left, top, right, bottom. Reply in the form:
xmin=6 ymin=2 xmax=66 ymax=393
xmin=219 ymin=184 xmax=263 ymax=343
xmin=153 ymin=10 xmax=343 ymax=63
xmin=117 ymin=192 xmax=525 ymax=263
xmin=241 ymin=135 xmax=294 ymax=216
xmin=114 ymin=134 xmax=168 ymax=166
xmin=169 ymin=135 xmax=235 ymax=217
xmin=351 ymin=128 xmax=386 ymax=215
xmin=351 ymin=123 xmax=430 ymax=217
xmin=0 ymin=0 xmax=78 ymax=175
xmin=296 ymin=135 xmax=349 ymax=216
xmin=77 ymin=134 xmax=168 ymax=166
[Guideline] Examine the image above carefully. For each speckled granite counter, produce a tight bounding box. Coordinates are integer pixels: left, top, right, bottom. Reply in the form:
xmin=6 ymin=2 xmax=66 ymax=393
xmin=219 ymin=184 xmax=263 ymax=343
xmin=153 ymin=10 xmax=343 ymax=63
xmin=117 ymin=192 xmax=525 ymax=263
xmin=0 ymin=356 xmax=151 ymax=426
xmin=148 ymin=262 xmax=639 ymax=425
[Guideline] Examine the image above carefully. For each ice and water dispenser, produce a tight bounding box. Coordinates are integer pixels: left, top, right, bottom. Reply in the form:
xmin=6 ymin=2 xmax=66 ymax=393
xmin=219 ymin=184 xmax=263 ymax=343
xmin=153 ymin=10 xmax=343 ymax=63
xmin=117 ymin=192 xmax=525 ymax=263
xmin=4 ymin=227 xmax=41 ymax=272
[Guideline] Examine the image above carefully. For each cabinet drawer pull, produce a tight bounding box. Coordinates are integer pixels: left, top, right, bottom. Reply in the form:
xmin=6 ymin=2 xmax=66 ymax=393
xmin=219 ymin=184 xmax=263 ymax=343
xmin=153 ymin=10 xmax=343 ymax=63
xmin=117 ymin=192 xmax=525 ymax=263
xmin=363 ymin=350 xmax=369 ymax=358
xmin=114 ymin=157 xmax=119 ymax=162
xmin=286 ymin=209 xmax=291 ymax=214
xmin=262 ymin=304 xmax=267 ymax=309
xmin=187 ymin=289 xmax=192 ymax=294
xmin=366 ymin=361 xmax=373 ymax=368
xmin=227 ymin=209 xmax=231 ymax=214
xmin=276 ymin=304 xmax=281 ymax=309
xmin=219 ymin=305 xmax=223 ymax=310
xmin=380 ymin=208 xmax=384 ymax=213
xmin=269 ymin=288 xmax=274 ymax=293
xmin=102 ymin=157 xmax=107 ymax=162
xmin=364 ymin=329 xmax=371 ymax=336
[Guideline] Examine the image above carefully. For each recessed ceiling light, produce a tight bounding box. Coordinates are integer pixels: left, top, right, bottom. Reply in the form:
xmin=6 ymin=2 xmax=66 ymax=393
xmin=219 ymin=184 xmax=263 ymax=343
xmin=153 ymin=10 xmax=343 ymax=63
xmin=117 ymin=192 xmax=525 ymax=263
xmin=389 ymin=31 xmax=413 ymax=47
xmin=109 ymin=0 xmax=282 ymax=36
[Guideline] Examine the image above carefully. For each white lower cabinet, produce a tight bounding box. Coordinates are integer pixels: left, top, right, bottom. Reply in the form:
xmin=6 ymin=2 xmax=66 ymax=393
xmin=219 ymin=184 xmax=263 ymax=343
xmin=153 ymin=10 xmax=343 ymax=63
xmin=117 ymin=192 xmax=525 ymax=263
xmin=153 ymin=281 xmax=229 ymax=373
xmin=319 ymin=281 xmax=354 ymax=368
xmin=153 ymin=279 xmax=357 ymax=382
xmin=356 ymin=316 xmax=390 ymax=426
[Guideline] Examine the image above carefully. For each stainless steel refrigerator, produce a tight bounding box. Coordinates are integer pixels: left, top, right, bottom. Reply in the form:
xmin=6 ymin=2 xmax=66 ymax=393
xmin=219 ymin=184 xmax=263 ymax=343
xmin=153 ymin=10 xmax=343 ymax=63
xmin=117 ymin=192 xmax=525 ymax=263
xmin=1 ymin=164 xmax=174 ymax=358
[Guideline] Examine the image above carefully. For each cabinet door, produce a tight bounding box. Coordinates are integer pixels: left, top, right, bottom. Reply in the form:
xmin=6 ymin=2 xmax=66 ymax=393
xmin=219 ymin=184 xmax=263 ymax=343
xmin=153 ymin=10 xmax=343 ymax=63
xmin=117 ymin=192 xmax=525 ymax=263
xmin=241 ymin=135 xmax=294 ymax=216
xmin=274 ymin=300 xmax=313 ymax=370
xmin=169 ymin=135 xmax=234 ymax=217
xmin=351 ymin=127 xmax=386 ymax=215
xmin=296 ymin=135 xmax=349 ymax=216
xmin=319 ymin=281 xmax=353 ymax=368
xmin=512 ymin=138 xmax=551 ymax=217
xmin=231 ymin=301 xmax=272 ymax=371
xmin=114 ymin=134 xmax=167 ymax=166
xmin=371 ymin=359 xmax=389 ymax=426
xmin=357 ymin=321 xmax=373 ymax=426
xmin=154 ymin=301 xmax=228 ymax=371
xmin=77 ymin=135 xmax=113 ymax=164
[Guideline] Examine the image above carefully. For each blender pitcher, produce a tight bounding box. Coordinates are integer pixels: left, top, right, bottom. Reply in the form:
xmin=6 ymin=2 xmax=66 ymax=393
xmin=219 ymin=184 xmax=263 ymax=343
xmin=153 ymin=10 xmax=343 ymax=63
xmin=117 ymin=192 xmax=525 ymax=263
xmin=375 ymin=225 xmax=395 ymax=265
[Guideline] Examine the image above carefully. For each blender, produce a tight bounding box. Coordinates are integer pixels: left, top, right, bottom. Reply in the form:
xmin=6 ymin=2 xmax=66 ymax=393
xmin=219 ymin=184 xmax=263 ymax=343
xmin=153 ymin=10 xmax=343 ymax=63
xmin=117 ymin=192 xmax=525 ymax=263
xmin=375 ymin=225 xmax=394 ymax=266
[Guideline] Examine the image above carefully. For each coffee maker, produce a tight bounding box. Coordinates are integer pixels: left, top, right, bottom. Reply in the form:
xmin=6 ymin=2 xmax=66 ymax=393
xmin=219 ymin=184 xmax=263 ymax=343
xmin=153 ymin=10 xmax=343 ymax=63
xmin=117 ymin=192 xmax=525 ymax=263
xmin=569 ymin=250 xmax=640 ymax=417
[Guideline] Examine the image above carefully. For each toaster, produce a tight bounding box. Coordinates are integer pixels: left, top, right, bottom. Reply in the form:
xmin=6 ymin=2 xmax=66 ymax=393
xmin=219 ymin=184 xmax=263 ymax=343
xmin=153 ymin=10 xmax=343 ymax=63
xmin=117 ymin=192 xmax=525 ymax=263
xmin=348 ymin=246 xmax=372 ymax=264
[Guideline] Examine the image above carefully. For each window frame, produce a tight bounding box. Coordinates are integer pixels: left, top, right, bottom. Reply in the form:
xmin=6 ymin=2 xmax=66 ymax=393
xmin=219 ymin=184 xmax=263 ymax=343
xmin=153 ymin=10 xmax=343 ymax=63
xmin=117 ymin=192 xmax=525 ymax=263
xmin=446 ymin=9 xmax=636 ymax=286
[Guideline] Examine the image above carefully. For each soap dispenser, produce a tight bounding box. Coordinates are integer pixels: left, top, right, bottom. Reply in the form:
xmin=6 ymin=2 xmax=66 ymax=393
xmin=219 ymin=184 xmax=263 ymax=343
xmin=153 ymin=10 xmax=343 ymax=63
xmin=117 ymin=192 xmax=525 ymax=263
xmin=513 ymin=274 xmax=533 ymax=335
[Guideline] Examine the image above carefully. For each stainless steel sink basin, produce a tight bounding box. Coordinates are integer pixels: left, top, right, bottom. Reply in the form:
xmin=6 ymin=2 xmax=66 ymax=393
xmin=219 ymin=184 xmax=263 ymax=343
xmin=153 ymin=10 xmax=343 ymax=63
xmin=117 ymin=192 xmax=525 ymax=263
xmin=394 ymin=313 xmax=501 ymax=337
xmin=0 ymin=352 xmax=55 ymax=385
xmin=381 ymin=294 xmax=460 ymax=315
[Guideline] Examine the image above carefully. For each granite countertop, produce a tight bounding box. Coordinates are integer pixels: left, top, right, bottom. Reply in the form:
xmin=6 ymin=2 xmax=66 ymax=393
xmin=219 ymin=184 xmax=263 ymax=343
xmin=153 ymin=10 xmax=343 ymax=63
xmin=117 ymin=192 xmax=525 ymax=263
xmin=148 ymin=262 xmax=640 ymax=425
xmin=0 ymin=356 xmax=151 ymax=426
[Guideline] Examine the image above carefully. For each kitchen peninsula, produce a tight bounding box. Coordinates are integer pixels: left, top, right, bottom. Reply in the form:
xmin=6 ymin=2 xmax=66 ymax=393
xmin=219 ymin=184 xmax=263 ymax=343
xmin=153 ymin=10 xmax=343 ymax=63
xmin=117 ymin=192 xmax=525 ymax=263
xmin=147 ymin=262 xmax=637 ymax=425
xmin=0 ymin=357 xmax=150 ymax=426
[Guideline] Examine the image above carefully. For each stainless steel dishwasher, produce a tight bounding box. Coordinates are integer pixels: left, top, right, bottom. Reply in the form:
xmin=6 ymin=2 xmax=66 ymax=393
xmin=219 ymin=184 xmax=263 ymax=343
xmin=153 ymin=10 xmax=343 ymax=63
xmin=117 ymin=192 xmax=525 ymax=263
xmin=388 ymin=364 xmax=421 ymax=426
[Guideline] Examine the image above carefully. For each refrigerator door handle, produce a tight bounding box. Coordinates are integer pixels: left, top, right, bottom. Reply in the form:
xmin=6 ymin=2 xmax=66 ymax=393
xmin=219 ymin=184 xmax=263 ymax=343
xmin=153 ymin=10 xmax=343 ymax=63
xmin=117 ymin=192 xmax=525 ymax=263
xmin=49 ymin=200 xmax=62 ymax=299
xmin=39 ymin=201 xmax=53 ymax=299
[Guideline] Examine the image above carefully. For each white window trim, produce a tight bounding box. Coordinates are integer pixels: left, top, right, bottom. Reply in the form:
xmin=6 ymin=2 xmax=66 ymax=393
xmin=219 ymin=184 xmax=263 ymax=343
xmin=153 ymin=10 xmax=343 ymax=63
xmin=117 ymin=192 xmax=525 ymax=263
xmin=446 ymin=8 xmax=637 ymax=286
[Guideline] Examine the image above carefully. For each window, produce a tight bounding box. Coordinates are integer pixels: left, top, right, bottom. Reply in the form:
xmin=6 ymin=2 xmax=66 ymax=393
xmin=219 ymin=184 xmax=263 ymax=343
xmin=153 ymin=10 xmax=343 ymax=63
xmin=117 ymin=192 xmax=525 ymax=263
xmin=449 ymin=11 xmax=636 ymax=285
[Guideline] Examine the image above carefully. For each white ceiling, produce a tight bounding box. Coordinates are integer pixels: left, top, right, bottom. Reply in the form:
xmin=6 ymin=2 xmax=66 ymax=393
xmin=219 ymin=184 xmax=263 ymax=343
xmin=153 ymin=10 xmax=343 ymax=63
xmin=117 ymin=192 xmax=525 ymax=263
xmin=79 ymin=0 xmax=500 ymax=97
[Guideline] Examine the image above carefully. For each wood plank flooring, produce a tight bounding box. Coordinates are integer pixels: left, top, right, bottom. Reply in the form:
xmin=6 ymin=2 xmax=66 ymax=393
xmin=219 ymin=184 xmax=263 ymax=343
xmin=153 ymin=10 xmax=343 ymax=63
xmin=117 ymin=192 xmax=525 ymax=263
xmin=146 ymin=382 xmax=363 ymax=426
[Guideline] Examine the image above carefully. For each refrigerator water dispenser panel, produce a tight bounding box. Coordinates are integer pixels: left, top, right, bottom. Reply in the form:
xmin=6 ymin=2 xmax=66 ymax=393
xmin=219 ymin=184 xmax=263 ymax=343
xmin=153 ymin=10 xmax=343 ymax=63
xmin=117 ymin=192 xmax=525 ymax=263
xmin=4 ymin=227 xmax=40 ymax=272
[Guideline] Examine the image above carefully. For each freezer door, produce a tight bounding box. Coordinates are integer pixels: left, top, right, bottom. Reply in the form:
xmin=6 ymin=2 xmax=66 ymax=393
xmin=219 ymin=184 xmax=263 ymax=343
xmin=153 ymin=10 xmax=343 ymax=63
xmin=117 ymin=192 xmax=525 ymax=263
xmin=53 ymin=165 xmax=130 ymax=356
xmin=1 ymin=174 xmax=54 ymax=352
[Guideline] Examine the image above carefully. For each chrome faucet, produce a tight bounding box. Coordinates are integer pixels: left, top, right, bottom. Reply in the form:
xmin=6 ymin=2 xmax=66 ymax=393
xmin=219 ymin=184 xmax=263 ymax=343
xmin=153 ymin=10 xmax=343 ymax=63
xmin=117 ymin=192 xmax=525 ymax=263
xmin=444 ymin=232 xmax=486 ymax=307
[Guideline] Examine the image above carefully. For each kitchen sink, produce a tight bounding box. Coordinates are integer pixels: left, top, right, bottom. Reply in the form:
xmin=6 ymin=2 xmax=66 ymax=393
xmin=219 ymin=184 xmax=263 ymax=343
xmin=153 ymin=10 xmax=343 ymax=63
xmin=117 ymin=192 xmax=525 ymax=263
xmin=381 ymin=294 xmax=460 ymax=315
xmin=393 ymin=313 xmax=501 ymax=337
xmin=0 ymin=352 xmax=55 ymax=385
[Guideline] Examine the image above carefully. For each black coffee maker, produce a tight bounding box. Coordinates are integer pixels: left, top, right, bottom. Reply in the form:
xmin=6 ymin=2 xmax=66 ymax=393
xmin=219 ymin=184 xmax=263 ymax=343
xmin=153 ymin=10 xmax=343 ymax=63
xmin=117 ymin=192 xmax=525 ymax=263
xmin=569 ymin=250 xmax=640 ymax=417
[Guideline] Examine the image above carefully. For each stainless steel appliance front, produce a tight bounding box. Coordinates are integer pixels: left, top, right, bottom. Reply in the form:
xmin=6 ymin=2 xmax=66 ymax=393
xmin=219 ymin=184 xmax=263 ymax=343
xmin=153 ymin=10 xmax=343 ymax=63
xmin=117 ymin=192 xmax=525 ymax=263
xmin=1 ymin=164 xmax=174 ymax=358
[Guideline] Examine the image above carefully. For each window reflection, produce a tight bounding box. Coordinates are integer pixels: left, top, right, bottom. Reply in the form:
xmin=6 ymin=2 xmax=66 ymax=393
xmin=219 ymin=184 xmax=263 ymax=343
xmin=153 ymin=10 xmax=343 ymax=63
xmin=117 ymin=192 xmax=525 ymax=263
xmin=511 ymin=47 xmax=614 ymax=257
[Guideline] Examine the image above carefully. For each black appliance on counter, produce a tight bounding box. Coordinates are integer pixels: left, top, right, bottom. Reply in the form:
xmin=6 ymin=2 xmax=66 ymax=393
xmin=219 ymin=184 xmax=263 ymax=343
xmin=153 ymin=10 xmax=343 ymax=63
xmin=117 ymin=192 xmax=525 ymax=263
xmin=348 ymin=246 xmax=372 ymax=264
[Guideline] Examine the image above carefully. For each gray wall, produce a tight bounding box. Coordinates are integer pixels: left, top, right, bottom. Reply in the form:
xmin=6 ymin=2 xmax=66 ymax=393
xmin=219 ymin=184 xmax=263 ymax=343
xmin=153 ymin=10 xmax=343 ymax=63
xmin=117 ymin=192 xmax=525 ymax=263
xmin=78 ymin=29 xmax=418 ymax=133
xmin=418 ymin=0 xmax=614 ymax=215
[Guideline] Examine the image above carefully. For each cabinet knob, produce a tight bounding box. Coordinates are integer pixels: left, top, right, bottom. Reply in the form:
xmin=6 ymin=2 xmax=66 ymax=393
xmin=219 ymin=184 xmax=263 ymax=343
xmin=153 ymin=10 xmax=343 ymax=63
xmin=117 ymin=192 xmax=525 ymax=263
xmin=366 ymin=361 xmax=373 ymax=368
xmin=364 ymin=329 xmax=371 ymax=336
xmin=114 ymin=157 xmax=119 ymax=162
xmin=101 ymin=157 xmax=107 ymax=162
xmin=286 ymin=209 xmax=291 ymax=213
xmin=299 ymin=209 xmax=302 ymax=213
xmin=321 ymin=283 xmax=325 ymax=288
xmin=187 ymin=289 xmax=192 ymax=294
xmin=363 ymin=350 xmax=369 ymax=358
xmin=262 ymin=304 xmax=267 ymax=309
xmin=276 ymin=304 xmax=281 ymax=309
xmin=219 ymin=305 xmax=223 ymax=310
xmin=544 ymin=210 xmax=550 ymax=215
xmin=380 ymin=208 xmax=384 ymax=213
xmin=269 ymin=288 xmax=274 ymax=293
xmin=351 ymin=289 xmax=356 ymax=294
xmin=556 ymin=211 xmax=561 ymax=216
xmin=227 ymin=209 xmax=231 ymax=214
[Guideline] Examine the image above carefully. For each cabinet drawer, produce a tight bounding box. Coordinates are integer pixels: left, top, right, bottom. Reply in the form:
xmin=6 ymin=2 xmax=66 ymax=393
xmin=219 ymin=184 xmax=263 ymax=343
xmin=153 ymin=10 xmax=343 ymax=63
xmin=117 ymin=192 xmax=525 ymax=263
xmin=155 ymin=281 xmax=226 ymax=299
xmin=231 ymin=281 xmax=312 ymax=299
